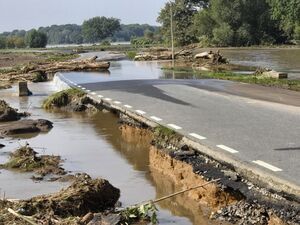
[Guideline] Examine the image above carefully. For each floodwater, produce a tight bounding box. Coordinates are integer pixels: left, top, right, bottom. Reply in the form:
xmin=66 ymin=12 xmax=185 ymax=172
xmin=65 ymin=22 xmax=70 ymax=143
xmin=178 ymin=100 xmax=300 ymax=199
xmin=0 ymin=83 xmax=222 ymax=225
xmin=220 ymin=48 xmax=300 ymax=79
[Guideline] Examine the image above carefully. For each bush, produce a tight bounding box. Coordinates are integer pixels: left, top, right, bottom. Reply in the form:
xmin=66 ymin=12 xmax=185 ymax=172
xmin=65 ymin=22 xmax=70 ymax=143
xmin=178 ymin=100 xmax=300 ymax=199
xmin=236 ymin=24 xmax=251 ymax=46
xmin=126 ymin=51 xmax=137 ymax=60
xmin=25 ymin=29 xmax=48 ymax=48
xmin=294 ymin=25 xmax=300 ymax=40
xmin=212 ymin=23 xmax=234 ymax=46
xmin=0 ymin=36 xmax=6 ymax=49
xmin=101 ymin=40 xmax=111 ymax=46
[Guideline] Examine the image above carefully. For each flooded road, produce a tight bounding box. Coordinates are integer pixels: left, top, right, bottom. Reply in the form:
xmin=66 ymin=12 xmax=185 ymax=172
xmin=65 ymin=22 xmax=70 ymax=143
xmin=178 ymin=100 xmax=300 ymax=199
xmin=0 ymin=83 xmax=222 ymax=225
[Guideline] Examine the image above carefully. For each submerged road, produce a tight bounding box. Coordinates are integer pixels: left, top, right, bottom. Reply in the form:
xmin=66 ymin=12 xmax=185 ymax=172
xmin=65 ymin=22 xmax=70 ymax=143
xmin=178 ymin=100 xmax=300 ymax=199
xmin=59 ymin=75 xmax=300 ymax=187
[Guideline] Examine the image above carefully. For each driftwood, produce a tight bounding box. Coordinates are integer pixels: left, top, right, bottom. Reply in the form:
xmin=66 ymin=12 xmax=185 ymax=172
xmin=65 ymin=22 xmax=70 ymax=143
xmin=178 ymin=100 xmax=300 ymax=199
xmin=0 ymin=57 xmax=110 ymax=83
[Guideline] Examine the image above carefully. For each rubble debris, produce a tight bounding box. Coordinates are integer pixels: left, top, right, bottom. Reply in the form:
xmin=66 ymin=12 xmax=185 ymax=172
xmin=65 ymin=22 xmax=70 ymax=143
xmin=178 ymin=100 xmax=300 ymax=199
xmin=0 ymin=100 xmax=28 ymax=122
xmin=0 ymin=146 xmax=66 ymax=180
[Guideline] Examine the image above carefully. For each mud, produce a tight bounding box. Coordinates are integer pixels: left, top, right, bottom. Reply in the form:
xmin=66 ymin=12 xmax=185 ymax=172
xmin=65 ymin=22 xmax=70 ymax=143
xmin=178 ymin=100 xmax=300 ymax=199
xmin=0 ymin=119 xmax=53 ymax=137
xmin=0 ymin=145 xmax=66 ymax=181
xmin=0 ymin=100 xmax=28 ymax=122
xmin=0 ymin=174 xmax=120 ymax=225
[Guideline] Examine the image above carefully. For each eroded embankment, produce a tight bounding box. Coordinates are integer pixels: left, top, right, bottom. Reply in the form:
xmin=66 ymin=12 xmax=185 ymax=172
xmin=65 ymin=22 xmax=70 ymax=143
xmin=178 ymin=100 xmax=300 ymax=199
xmin=117 ymin=118 xmax=299 ymax=225
xmin=41 ymin=88 xmax=300 ymax=224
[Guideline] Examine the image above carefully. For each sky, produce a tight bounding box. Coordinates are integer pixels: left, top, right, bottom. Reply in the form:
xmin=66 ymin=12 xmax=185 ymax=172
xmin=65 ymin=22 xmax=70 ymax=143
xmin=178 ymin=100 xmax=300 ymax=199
xmin=0 ymin=0 xmax=168 ymax=32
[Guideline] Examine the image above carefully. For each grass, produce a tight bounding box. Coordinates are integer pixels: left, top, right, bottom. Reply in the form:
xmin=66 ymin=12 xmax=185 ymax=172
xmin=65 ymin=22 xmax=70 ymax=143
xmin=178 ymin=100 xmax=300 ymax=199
xmin=154 ymin=125 xmax=176 ymax=137
xmin=126 ymin=51 xmax=137 ymax=60
xmin=162 ymin=67 xmax=300 ymax=92
xmin=42 ymin=88 xmax=85 ymax=109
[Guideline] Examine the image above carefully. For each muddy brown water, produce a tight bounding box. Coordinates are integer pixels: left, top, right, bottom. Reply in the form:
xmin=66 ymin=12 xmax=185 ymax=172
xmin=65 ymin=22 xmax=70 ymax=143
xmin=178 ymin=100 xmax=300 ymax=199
xmin=0 ymin=82 xmax=226 ymax=225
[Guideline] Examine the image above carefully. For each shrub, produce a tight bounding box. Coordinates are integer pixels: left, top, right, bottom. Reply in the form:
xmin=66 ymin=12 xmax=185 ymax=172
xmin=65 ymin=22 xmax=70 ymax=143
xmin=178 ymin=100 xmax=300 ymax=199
xmin=212 ymin=23 xmax=234 ymax=46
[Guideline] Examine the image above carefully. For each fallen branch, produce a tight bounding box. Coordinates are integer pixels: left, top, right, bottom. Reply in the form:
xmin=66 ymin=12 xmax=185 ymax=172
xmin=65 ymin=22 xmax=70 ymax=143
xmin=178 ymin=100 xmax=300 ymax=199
xmin=7 ymin=208 xmax=39 ymax=225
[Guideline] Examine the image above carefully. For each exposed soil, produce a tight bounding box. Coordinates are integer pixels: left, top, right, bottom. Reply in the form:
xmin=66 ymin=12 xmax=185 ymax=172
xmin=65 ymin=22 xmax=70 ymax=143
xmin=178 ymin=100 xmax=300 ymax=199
xmin=0 ymin=99 xmax=28 ymax=122
xmin=0 ymin=174 xmax=120 ymax=224
xmin=0 ymin=146 xmax=66 ymax=180
xmin=117 ymin=122 xmax=299 ymax=225
xmin=0 ymin=119 xmax=53 ymax=137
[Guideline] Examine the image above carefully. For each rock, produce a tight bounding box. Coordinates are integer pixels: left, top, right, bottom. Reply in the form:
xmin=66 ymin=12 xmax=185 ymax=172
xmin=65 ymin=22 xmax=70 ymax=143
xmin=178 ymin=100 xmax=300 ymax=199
xmin=221 ymin=170 xmax=239 ymax=181
xmin=0 ymin=119 xmax=53 ymax=136
xmin=81 ymin=212 xmax=95 ymax=224
xmin=194 ymin=51 xmax=211 ymax=59
xmin=18 ymin=81 xmax=32 ymax=96
xmin=0 ymin=100 xmax=28 ymax=122
xmin=0 ymin=143 xmax=5 ymax=148
xmin=262 ymin=70 xmax=288 ymax=79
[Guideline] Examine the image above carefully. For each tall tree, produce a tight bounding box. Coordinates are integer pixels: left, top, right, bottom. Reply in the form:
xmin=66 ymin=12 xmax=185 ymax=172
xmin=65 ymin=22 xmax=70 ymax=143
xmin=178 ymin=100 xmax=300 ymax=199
xmin=157 ymin=0 xmax=209 ymax=46
xmin=25 ymin=29 xmax=48 ymax=48
xmin=82 ymin=17 xmax=120 ymax=43
xmin=267 ymin=0 xmax=300 ymax=39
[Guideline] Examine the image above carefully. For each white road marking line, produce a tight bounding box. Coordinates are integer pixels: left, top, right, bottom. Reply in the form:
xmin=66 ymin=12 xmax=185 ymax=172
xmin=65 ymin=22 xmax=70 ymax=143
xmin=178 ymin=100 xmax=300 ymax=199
xmin=77 ymin=85 xmax=81 ymax=88
xmin=217 ymin=145 xmax=239 ymax=154
xmin=97 ymin=95 xmax=103 ymax=98
xmin=124 ymin=105 xmax=132 ymax=108
xmin=91 ymin=92 xmax=97 ymax=95
xmin=167 ymin=124 xmax=182 ymax=130
xmin=135 ymin=110 xmax=146 ymax=115
xmin=81 ymin=87 xmax=86 ymax=90
xmin=189 ymin=133 xmax=206 ymax=140
xmin=150 ymin=116 xmax=162 ymax=122
xmin=113 ymin=101 xmax=121 ymax=104
xmin=253 ymin=160 xmax=282 ymax=172
xmin=104 ymin=98 xmax=112 ymax=101
xmin=87 ymin=90 xmax=91 ymax=92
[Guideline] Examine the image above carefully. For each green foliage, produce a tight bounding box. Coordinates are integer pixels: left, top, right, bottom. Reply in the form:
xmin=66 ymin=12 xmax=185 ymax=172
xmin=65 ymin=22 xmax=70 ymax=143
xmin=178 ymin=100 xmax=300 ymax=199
xmin=121 ymin=202 xmax=158 ymax=224
xmin=100 ymin=40 xmax=111 ymax=46
xmin=39 ymin=24 xmax=83 ymax=45
xmin=130 ymin=37 xmax=156 ymax=47
xmin=25 ymin=29 xmax=48 ymax=48
xmin=82 ymin=16 xmax=121 ymax=43
xmin=0 ymin=36 xmax=6 ymax=49
xmin=267 ymin=0 xmax=300 ymax=39
xmin=42 ymin=88 xmax=85 ymax=109
xmin=294 ymin=25 xmax=300 ymax=40
xmin=158 ymin=0 xmax=206 ymax=46
xmin=212 ymin=24 xmax=234 ymax=46
xmin=154 ymin=125 xmax=176 ymax=137
xmin=159 ymin=0 xmax=291 ymax=46
xmin=126 ymin=51 xmax=137 ymax=60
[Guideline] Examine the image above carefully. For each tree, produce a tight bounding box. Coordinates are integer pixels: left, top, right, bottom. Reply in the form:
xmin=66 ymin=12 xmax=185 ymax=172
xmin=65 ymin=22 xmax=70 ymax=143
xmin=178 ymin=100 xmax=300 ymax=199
xmin=267 ymin=0 xmax=300 ymax=39
xmin=25 ymin=29 xmax=48 ymax=48
xmin=0 ymin=36 xmax=6 ymax=49
xmin=82 ymin=17 xmax=120 ymax=43
xmin=212 ymin=23 xmax=234 ymax=46
xmin=157 ymin=0 xmax=208 ymax=46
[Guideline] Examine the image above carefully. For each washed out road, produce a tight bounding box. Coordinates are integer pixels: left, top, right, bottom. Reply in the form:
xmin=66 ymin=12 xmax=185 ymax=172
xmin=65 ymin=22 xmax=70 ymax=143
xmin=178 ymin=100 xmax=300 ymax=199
xmin=59 ymin=71 xmax=300 ymax=188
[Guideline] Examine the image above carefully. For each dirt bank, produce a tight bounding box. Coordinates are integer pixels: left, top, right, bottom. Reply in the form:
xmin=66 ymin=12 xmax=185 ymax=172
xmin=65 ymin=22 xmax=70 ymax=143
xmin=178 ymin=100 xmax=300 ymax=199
xmin=0 ymin=174 xmax=120 ymax=224
xmin=119 ymin=122 xmax=299 ymax=225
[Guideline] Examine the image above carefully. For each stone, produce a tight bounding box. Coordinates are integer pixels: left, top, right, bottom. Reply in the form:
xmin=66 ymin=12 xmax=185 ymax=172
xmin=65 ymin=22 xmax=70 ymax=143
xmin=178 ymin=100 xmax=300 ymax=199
xmin=18 ymin=81 xmax=32 ymax=96
xmin=262 ymin=70 xmax=288 ymax=79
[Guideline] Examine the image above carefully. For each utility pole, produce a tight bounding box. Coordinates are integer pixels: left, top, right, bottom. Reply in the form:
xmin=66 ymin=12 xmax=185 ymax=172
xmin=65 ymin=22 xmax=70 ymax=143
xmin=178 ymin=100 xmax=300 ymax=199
xmin=170 ymin=1 xmax=175 ymax=68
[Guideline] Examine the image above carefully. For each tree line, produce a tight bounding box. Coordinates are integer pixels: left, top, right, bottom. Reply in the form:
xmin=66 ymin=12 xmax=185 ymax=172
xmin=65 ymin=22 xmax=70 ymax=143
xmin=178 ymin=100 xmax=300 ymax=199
xmin=0 ymin=16 xmax=159 ymax=49
xmin=158 ymin=0 xmax=300 ymax=46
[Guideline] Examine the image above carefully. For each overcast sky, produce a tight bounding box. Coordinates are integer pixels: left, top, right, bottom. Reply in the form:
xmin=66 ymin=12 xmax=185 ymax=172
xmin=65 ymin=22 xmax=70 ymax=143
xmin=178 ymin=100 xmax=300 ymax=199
xmin=0 ymin=0 xmax=168 ymax=32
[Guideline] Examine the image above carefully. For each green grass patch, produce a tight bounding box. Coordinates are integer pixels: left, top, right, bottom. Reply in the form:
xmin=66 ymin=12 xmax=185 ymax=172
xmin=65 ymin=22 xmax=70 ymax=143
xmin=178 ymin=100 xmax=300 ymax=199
xmin=154 ymin=125 xmax=176 ymax=137
xmin=126 ymin=51 xmax=137 ymax=60
xmin=42 ymin=88 xmax=85 ymax=109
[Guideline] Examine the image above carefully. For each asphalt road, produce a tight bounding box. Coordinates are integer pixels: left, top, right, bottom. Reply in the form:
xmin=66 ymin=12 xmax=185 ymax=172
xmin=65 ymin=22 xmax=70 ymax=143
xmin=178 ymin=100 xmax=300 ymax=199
xmin=59 ymin=74 xmax=300 ymax=187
